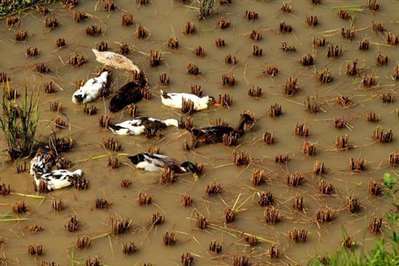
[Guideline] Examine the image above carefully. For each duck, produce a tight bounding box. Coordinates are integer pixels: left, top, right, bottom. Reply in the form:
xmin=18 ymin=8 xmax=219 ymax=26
xmin=190 ymin=113 xmax=255 ymax=146
xmin=30 ymin=148 xmax=84 ymax=191
xmin=109 ymin=72 xmax=148 ymax=112
xmin=92 ymin=49 xmax=140 ymax=73
xmin=30 ymin=148 xmax=56 ymax=177
xmin=108 ymin=117 xmax=179 ymax=136
xmin=33 ymin=169 xmax=83 ymax=191
xmin=160 ymin=90 xmax=213 ymax=111
xmin=128 ymin=152 xmax=201 ymax=174
xmin=72 ymin=71 xmax=109 ymax=104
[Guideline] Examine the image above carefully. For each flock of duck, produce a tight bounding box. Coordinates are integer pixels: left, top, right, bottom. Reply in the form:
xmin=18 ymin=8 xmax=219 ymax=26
xmin=30 ymin=49 xmax=255 ymax=191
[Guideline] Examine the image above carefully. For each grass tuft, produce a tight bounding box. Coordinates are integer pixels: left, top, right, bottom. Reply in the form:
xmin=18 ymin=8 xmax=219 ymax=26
xmin=309 ymin=172 xmax=399 ymax=266
xmin=0 ymin=0 xmax=58 ymax=17
xmin=0 ymin=82 xmax=39 ymax=160
xmin=199 ymin=0 xmax=214 ymax=19
xmin=309 ymin=240 xmax=399 ymax=266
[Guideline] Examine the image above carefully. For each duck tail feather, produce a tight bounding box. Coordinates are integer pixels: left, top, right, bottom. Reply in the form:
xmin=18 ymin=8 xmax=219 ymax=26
xmin=72 ymin=169 xmax=83 ymax=177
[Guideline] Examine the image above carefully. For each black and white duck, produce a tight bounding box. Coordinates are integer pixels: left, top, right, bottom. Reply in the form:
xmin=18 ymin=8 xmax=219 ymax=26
xmin=109 ymin=72 xmax=148 ymax=112
xmin=34 ymin=169 xmax=83 ymax=191
xmin=29 ymin=149 xmax=56 ymax=177
xmin=30 ymin=148 xmax=83 ymax=191
xmin=108 ymin=117 xmax=179 ymax=136
xmin=128 ymin=152 xmax=200 ymax=174
xmin=72 ymin=71 xmax=109 ymax=104
xmin=189 ymin=112 xmax=255 ymax=146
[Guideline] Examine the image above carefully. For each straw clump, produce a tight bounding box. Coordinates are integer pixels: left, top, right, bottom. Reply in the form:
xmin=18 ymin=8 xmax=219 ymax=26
xmin=111 ymin=216 xmax=132 ymax=235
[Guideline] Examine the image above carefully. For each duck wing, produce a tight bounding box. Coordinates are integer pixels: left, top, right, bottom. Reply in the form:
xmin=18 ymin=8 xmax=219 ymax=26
xmin=92 ymin=49 xmax=140 ymax=73
xmin=109 ymin=82 xmax=144 ymax=112
xmin=118 ymin=118 xmax=147 ymax=127
xmin=144 ymin=153 xmax=179 ymax=168
xmin=161 ymin=91 xmax=204 ymax=109
xmin=109 ymin=118 xmax=148 ymax=135
xmin=193 ymin=126 xmax=234 ymax=136
xmin=142 ymin=119 xmax=167 ymax=131
xmin=191 ymin=126 xmax=235 ymax=143
xmin=174 ymin=93 xmax=200 ymax=101
xmin=40 ymin=170 xmax=74 ymax=190
xmin=83 ymin=76 xmax=105 ymax=94
xmin=143 ymin=155 xmax=166 ymax=168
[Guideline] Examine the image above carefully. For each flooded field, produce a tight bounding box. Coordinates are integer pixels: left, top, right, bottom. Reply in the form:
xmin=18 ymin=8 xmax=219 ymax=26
xmin=0 ymin=0 xmax=399 ymax=265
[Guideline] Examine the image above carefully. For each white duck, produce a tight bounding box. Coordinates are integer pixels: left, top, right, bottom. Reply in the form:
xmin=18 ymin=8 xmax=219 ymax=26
xmin=34 ymin=169 xmax=83 ymax=191
xmin=160 ymin=90 xmax=213 ymax=111
xmin=108 ymin=117 xmax=179 ymax=136
xmin=72 ymin=71 xmax=109 ymax=104
xmin=128 ymin=152 xmax=200 ymax=174
xmin=92 ymin=49 xmax=140 ymax=73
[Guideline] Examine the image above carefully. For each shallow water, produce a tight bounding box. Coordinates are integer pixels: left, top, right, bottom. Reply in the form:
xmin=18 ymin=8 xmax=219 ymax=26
xmin=0 ymin=0 xmax=399 ymax=265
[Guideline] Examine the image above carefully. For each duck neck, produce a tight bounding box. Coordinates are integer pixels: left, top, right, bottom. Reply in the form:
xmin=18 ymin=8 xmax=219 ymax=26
xmin=235 ymin=120 xmax=247 ymax=135
xmin=181 ymin=161 xmax=198 ymax=174
xmin=199 ymin=96 xmax=210 ymax=108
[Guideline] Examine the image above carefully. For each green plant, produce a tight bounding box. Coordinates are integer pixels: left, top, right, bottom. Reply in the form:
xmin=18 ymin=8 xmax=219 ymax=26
xmin=199 ymin=0 xmax=214 ymax=19
xmin=309 ymin=240 xmax=399 ymax=266
xmin=384 ymin=173 xmax=397 ymax=190
xmin=309 ymin=172 xmax=399 ymax=266
xmin=0 ymin=82 xmax=39 ymax=160
xmin=0 ymin=0 xmax=58 ymax=17
xmin=383 ymin=172 xmax=399 ymax=211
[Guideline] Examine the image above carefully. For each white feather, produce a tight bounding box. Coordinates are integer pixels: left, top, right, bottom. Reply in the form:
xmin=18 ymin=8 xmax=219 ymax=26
xmin=136 ymin=161 xmax=162 ymax=172
xmin=132 ymin=153 xmax=171 ymax=172
xmin=162 ymin=119 xmax=179 ymax=127
xmin=72 ymin=71 xmax=109 ymax=104
xmin=34 ymin=169 xmax=83 ymax=191
xmin=109 ymin=117 xmax=178 ymax=136
xmin=110 ymin=119 xmax=146 ymax=135
xmin=160 ymin=90 xmax=210 ymax=111
xmin=134 ymin=154 xmax=186 ymax=172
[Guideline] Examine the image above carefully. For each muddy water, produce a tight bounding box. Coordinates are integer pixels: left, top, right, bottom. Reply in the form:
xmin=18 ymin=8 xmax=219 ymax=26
xmin=0 ymin=0 xmax=399 ymax=265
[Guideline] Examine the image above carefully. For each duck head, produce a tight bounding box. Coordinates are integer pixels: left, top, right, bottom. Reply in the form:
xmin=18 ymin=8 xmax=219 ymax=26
xmin=208 ymin=96 xmax=217 ymax=106
xmin=128 ymin=153 xmax=145 ymax=165
xmin=181 ymin=161 xmax=200 ymax=174
xmin=236 ymin=113 xmax=256 ymax=133
xmin=160 ymin=89 xmax=171 ymax=100
xmin=72 ymin=90 xmax=87 ymax=104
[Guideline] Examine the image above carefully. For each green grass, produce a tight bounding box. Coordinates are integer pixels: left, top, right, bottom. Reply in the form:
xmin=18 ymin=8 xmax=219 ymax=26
xmin=199 ymin=0 xmax=214 ymax=19
xmin=309 ymin=172 xmax=399 ymax=266
xmin=0 ymin=82 xmax=39 ymax=160
xmin=0 ymin=0 xmax=58 ymax=17
xmin=309 ymin=240 xmax=399 ymax=266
